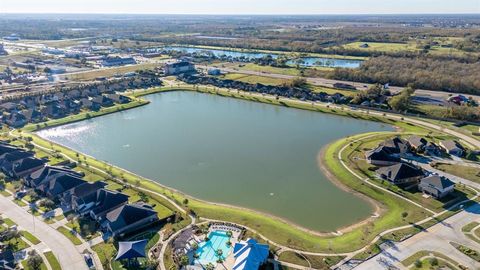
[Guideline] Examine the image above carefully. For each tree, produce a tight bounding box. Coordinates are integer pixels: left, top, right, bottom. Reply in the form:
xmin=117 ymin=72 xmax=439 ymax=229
xmin=414 ymin=259 xmax=422 ymax=268
xmin=389 ymin=86 xmax=415 ymax=112
xmin=179 ymin=255 xmax=189 ymax=266
xmin=27 ymin=250 xmax=43 ymax=270
xmin=430 ymin=257 xmax=438 ymax=266
xmin=205 ymin=263 xmax=215 ymax=270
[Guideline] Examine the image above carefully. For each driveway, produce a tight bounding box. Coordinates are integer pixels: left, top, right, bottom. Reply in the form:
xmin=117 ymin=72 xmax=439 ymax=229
xmin=353 ymin=203 xmax=480 ymax=269
xmin=0 ymin=195 xmax=89 ymax=270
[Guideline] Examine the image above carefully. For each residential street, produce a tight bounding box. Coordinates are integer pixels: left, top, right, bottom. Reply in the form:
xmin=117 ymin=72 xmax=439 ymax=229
xmin=354 ymin=203 xmax=480 ymax=269
xmin=0 ymin=195 xmax=89 ymax=270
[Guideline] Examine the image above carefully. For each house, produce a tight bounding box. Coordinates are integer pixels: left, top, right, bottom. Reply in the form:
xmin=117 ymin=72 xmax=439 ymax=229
xmin=89 ymin=189 xmax=129 ymax=221
xmin=65 ymin=181 xmax=108 ymax=213
xmin=439 ymin=140 xmax=465 ymax=157
xmin=0 ymin=150 xmax=34 ymax=172
xmin=79 ymin=98 xmax=101 ymax=111
xmin=38 ymin=174 xmax=86 ymax=199
xmin=0 ymin=248 xmax=15 ymax=270
xmin=0 ymin=143 xmax=20 ymax=156
xmin=376 ymin=163 xmax=424 ymax=185
xmin=164 ymin=61 xmax=195 ymax=75
xmin=8 ymin=157 xmax=45 ymax=178
xmin=102 ymin=57 xmax=136 ymax=67
xmin=365 ymin=146 xmax=400 ymax=166
xmin=207 ymin=68 xmax=221 ymax=76
xmin=4 ymin=112 xmax=27 ymax=128
xmin=101 ymin=203 xmax=159 ymax=238
xmin=424 ymin=142 xmax=442 ymax=156
xmin=91 ymin=95 xmax=114 ymax=107
xmin=233 ymin=238 xmax=269 ymax=270
xmin=407 ymin=136 xmax=427 ymax=151
xmin=105 ymin=94 xmax=131 ymax=104
xmin=21 ymin=109 xmax=43 ymax=123
xmin=115 ymin=240 xmax=148 ymax=261
xmin=380 ymin=137 xmax=410 ymax=155
xmin=25 ymin=165 xmax=82 ymax=188
xmin=0 ymin=102 xmax=19 ymax=113
xmin=419 ymin=175 xmax=455 ymax=199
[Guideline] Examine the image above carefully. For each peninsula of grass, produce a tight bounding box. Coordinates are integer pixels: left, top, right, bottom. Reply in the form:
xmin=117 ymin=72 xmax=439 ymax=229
xmin=44 ymin=251 xmax=61 ymax=270
xmin=14 ymin=85 xmax=479 ymax=254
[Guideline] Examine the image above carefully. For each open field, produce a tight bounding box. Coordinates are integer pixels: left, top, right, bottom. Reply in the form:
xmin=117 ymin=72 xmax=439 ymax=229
xmin=44 ymin=251 xmax=61 ymax=270
xmin=221 ymin=72 xmax=290 ymax=85
xmin=433 ymin=163 xmax=480 ymax=183
xmin=60 ymin=63 xmax=159 ymax=81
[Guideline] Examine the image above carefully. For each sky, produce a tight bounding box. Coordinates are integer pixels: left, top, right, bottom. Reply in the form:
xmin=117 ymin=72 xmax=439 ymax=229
xmin=0 ymin=0 xmax=479 ymax=14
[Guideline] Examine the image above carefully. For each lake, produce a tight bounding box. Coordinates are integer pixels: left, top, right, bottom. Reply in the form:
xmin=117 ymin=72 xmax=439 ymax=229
xmin=164 ymin=46 xmax=362 ymax=68
xmin=37 ymin=91 xmax=393 ymax=231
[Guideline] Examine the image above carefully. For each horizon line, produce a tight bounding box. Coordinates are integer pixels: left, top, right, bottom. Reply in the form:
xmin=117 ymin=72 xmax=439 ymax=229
xmin=1 ymin=12 xmax=480 ymax=16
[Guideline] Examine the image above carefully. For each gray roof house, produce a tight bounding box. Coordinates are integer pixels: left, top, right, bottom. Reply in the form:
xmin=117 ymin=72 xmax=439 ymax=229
xmin=439 ymin=140 xmax=465 ymax=157
xmin=65 ymin=181 xmax=108 ymax=213
xmin=102 ymin=203 xmax=159 ymax=238
xmin=6 ymin=157 xmax=45 ymax=178
xmin=407 ymin=136 xmax=427 ymax=151
xmin=419 ymin=175 xmax=455 ymax=199
xmin=376 ymin=163 xmax=424 ymax=185
xmin=26 ymin=165 xmax=82 ymax=188
xmin=89 ymin=189 xmax=129 ymax=221
xmin=38 ymin=174 xmax=86 ymax=199
xmin=365 ymin=146 xmax=401 ymax=166
xmin=380 ymin=137 xmax=411 ymax=155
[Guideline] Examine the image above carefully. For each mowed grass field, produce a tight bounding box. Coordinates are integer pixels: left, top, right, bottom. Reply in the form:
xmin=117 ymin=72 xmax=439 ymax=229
xmin=221 ymin=72 xmax=290 ymax=86
xmin=340 ymin=41 xmax=475 ymax=57
xmin=61 ymin=63 xmax=159 ymax=81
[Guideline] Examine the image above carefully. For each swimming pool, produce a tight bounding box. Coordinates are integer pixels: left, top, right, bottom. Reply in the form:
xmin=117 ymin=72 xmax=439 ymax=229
xmin=195 ymin=230 xmax=231 ymax=265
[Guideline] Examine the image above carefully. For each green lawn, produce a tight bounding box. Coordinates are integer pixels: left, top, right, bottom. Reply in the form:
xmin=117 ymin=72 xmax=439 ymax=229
xmin=21 ymin=231 xmax=41 ymax=245
xmin=5 ymin=237 xmax=30 ymax=251
xmin=433 ymin=163 xmax=480 ymax=183
xmin=221 ymin=72 xmax=290 ymax=86
xmin=44 ymin=251 xmax=61 ymax=270
xmin=56 ymin=227 xmax=83 ymax=245
xmin=462 ymin=222 xmax=480 ymax=233
xmin=402 ymin=250 xmax=460 ymax=268
xmin=3 ymin=218 xmax=16 ymax=227
xmin=278 ymin=251 xmax=344 ymax=269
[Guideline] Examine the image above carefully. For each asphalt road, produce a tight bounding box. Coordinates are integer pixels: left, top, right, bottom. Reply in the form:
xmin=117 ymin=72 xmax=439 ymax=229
xmin=0 ymin=195 xmax=89 ymax=270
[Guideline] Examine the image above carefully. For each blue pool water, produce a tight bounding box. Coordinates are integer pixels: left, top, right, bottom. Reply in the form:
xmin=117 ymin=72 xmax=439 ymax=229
xmin=195 ymin=230 xmax=231 ymax=265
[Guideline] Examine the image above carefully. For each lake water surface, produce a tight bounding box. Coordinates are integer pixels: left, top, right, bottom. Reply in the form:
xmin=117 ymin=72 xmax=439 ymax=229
xmin=164 ymin=46 xmax=362 ymax=68
xmin=38 ymin=91 xmax=393 ymax=231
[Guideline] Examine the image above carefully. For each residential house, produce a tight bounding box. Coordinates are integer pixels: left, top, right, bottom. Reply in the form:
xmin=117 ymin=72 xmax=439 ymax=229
xmin=105 ymin=94 xmax=131 ymax=104
xmin=79 ymin=98 xmax=101 ymax=111
xmin=21 ymin=109 xmax=43 ymax=123
xmin=407 ymin=136 xmax=427 ymax=152
xmin=0 ymin=248 xmax=15 ymax=270
xmin=101 ymin=203 xmax=159 ymax=238
xmin=7 ymin=157 xmax=45 ymax=178
xmin=0 ymin=150 xmax=34 ymax=173
xmin=439 ymin=140 xmax=465 ymax=157
xmin=0 ymin=144 xmax=20 ymax=156
xmin=424 ymin=142 xmax=442 ymax=156
xmin=418 ymin=175 xmax=455 ymax=199
xmin=89 ymin=189 xmax=129 ymax=221
xmin=365 ymin=146 xmax=400 ymax=166
xmin=376 ymin=163 xmax=424 ymax=185
xmin=380 ymin=137 xmax=411 ymax=155
xmin=64 ymin=181 xmax=108 ymax=213
xmin=25 ymin=165 xmax=82 ymax=188
xmin=0 ymin=102 xmax=19 ymax=113
xmin=102 ymin=57 xmax=136 ymax=67
xmin=91 ymin=95 xmax=114 ymax=107
xmin=4 ymin=112 xmax=27 ymax=128
xmin=37 ymin=174 xmax=86 ymax=199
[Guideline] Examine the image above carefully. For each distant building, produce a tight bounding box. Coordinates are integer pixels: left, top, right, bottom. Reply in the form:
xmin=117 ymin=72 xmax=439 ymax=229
xmin=102 ymin=57 xmax=136 ymax=67
xmin=42 ymin=47 xmax=64 ymax=55
xmin=419 ymin=175 xmax=455 ymax=199
xmin=0 ymin=44 xmax=7 ymax=55
xmin=164 ymin=61 xmax=195 ymax=75
xmin=2 ymin=34 xmax=20 ymax=41
xmin=207 ymin=68 xmax=221 ymax=76
xmin=359 ymin=43 xmax=370 ymax=48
